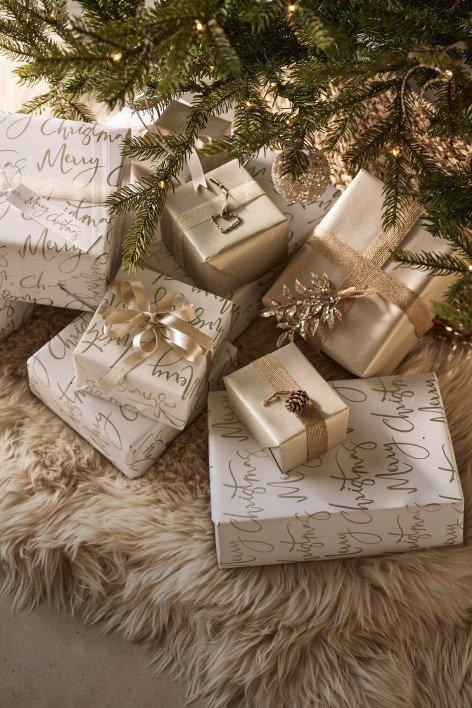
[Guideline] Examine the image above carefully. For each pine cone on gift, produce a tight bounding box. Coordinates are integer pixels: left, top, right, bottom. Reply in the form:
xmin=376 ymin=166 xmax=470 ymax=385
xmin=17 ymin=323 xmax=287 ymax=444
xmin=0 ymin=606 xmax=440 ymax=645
xmin=285 ymin=390 xmax=310 ymax=413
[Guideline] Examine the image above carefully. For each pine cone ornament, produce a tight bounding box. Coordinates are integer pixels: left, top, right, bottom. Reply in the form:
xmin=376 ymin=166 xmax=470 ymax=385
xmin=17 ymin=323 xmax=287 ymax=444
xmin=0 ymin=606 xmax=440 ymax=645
xmin=285 ymin=389 xmax=309 ymax=413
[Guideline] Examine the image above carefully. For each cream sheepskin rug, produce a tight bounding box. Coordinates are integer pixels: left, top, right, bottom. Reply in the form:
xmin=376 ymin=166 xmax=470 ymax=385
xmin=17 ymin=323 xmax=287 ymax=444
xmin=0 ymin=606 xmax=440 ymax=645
xmin=0 ymin=305 xmax=471 ymax=707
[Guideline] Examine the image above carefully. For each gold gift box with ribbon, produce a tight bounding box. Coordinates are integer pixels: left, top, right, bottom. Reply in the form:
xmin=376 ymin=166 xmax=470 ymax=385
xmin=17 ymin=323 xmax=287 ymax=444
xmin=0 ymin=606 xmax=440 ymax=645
xmin=223 ymin=343 xmax=349 ymax=473
xmin=160 ymin=159 xmax=289 ymax=297
xmin=73 ymin=267 xmax=232 ymax=430
xmin=263 ymin=170 xmax=456 ymax=378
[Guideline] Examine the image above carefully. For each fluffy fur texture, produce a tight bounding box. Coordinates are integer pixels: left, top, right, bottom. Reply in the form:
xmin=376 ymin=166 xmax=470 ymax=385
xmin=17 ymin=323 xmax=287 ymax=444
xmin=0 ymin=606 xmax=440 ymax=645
xmin=0 ymin=305 xmax=471 ymax=707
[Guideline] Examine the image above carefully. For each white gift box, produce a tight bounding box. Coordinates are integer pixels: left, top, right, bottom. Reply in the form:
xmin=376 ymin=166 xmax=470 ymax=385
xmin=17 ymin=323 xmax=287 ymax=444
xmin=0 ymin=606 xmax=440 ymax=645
xmin=28 ymin=315 xmax=237 ymax=479
xmin=74 ymin=268 xmax=232 ymax=429
xmin=208 ymin=374 xmax=463 ymax=567
xmin=0 ymin=112 xmax=129 ymax=310
xmin=146 ymin=236 xmax=281 ymax=342
xmin=0 ymin=297 xmax=34 ymax=342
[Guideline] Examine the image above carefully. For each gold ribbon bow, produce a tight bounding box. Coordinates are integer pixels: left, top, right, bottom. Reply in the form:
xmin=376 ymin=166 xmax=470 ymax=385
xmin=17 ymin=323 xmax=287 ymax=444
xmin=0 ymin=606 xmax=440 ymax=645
xmin=98 ymin=280 xmax=214 ymax=394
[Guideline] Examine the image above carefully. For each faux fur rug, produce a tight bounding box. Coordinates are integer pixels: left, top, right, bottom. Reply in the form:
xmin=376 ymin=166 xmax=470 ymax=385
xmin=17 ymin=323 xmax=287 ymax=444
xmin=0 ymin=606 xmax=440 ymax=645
xmin=1 ymin=304 xmax=471 ymax=707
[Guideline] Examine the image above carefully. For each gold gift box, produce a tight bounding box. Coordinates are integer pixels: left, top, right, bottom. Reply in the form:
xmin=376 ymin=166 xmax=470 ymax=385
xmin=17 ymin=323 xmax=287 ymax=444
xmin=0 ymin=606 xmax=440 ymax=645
xmin=263 ymin=170 xmax=455 ymax=378
xmin=161 ymin=159 xmax=289 ymax=296
xmin=223 ymin=343 xmax=349 ymax=473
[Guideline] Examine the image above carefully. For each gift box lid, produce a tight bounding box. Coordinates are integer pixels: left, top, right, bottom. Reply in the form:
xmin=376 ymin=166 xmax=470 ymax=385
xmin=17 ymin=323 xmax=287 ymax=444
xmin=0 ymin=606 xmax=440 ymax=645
xmin=208 ymin=373 xmax=463 ymax=524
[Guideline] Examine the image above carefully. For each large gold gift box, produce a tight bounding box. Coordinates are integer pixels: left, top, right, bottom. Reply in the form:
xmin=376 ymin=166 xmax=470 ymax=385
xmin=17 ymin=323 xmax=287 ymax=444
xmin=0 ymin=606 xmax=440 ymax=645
xmin=161 ymin=159 xmax=289 ymax=296
xmin=263 ymin=170 xmax=455 ymax=378
xmin=223 ymin=343 xmax=349 ymax=473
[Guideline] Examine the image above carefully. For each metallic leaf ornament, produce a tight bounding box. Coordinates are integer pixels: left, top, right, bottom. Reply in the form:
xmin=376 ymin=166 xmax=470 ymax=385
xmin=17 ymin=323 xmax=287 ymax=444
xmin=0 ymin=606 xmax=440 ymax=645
xmin=262 ymin=273 xmax=369 ymax=347
xmin=271 ymin=148 xmax=331 ymax=205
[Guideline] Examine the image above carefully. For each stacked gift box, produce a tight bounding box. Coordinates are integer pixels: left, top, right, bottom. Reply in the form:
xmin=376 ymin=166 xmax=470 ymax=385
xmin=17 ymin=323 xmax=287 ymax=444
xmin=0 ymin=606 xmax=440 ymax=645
xmin=0 ymin=101 xmax=463 ymax=566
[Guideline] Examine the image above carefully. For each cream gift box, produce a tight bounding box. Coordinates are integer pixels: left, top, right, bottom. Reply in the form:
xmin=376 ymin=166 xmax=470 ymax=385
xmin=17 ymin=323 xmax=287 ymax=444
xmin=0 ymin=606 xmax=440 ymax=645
xmin=73 ymin=267 xmax=232 ymax=429
xmin=263 ymin=169 xmax=455 ymax=377
xmin=0 ymin=112 xmax=129 ymax=310
xmin=160 ymin=159 xmax=289 ymax=296
xmin=0 ymin=297 xmax=34 ymax=342
xmin=223 ymin=343 xmax=349 ymax=472
xmin=28 ymin=315 xmax=237 ymax=479
xmin=208 ymin=374 xmax=463 ymax=567
xmin=146 ymin=236 xmax=282 ymax=342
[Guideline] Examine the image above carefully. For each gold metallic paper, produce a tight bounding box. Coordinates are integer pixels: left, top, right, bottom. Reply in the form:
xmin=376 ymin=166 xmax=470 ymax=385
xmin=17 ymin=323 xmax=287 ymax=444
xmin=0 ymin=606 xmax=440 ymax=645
xmin=161 ymin=160 xmax=289 ymax=296
xmin=224 ymin=342 xmax=349 ymax=473
xmin=263 ymin=170 xmax=456 ymax=377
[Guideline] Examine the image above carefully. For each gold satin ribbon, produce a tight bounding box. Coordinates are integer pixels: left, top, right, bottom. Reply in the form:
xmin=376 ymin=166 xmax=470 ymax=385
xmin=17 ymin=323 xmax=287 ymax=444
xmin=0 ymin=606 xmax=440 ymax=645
xmin=98 ymin=280 xmax=214 ymax=394
xmin=252 ymin=354 xmax=329 ymax=460
xmin=307 ymin=202 xmax=432 ymax=343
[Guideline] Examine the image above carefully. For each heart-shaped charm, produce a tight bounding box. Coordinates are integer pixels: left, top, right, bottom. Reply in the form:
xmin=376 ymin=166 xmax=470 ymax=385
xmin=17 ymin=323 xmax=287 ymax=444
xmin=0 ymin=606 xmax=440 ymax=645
xmin=212 ymin=211 xmax=242 ymax=233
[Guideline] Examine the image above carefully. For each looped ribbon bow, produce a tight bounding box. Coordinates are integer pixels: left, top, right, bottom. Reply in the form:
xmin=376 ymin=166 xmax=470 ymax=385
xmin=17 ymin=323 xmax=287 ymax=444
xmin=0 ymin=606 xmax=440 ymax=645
xmin=98 ymin=280 xmax=214 ymax=394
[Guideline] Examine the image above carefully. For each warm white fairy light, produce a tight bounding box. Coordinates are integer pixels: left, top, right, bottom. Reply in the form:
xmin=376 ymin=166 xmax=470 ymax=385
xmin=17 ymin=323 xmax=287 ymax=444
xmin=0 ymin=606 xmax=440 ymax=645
xmin=108 ymin=50 xmax=123 ymax=63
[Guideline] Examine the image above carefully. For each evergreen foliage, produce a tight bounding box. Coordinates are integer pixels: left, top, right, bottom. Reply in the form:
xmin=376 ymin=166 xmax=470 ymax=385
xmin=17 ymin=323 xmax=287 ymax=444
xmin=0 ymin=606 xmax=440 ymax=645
xmin=0 ymin=0 xmax=470 ymax=328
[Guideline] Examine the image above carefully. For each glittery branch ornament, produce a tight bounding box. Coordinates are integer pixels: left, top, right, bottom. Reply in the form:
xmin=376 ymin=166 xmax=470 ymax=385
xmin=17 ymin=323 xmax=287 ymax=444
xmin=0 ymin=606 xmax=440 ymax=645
xmin=261 ymin=273 xmax=370 ymax=347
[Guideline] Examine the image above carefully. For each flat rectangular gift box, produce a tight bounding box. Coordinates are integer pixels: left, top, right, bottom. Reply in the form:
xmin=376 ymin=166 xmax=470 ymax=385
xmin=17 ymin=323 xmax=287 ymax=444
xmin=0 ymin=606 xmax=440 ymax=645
xmin=73 ymin=267 xmax=232 ymax=429
xmin=161 ymin=159 xmax=289 ymax=296
xmin=263 ymin=169 xmax=455 ymax=377
xmin=0 ymin=297 xmax=34 ymax=342
xmin=223 ymin=343 xmax=349 ymax=472
xmin=208 ymin=374 xmax=463 ymax=567
xmin=0 ymin=112 xmax=129 ymax=311
xmin=28 ymin=315 xmax=237 ymax=479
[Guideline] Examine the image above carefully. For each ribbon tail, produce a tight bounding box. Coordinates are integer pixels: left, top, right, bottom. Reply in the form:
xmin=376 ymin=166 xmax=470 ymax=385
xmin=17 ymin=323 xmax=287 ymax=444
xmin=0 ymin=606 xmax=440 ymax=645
xmin=100 ymin=347 xmax=149 ymax=394
xmin=187 ymin=147 xmax=207 ymax=191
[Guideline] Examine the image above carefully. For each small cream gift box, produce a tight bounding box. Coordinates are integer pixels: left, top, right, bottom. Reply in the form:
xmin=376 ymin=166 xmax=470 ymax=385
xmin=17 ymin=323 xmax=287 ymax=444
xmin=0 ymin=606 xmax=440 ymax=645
xmin=73 ymin=267 xmax=232 ymax=430
xmin=0 ymin=297 xmax=34 ymax=342
xmin=0 ymin=112 xmax=129 ymax=310
xmin=160 ymin=159 xmax=289 ymax=296
xmin=209 ymin=374 xmax=463 ymax=567
xmin=146 ymin=236 xmax=282 ymax=342
xmin=263 ymin=169 xmax=455 ymax=377
xmin=29 ymin=315 xmax=237 ymax=479
xmin=223 ymin=343 xmax=349 ymax=472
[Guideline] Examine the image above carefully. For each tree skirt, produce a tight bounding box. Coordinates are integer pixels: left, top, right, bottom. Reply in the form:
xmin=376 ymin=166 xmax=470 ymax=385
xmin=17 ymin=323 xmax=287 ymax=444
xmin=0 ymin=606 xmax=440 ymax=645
xmin=0 ymin=305 xmax=471 ymax=707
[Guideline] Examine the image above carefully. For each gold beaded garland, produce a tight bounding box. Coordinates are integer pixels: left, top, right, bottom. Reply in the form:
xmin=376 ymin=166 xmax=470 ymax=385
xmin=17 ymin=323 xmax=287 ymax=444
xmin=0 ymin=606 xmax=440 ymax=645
xmin=271 ymin=148 xmax=331 ymax=205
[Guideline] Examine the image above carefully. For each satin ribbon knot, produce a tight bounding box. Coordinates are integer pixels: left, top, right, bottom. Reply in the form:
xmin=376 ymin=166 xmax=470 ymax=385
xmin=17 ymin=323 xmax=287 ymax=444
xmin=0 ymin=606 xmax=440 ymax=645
xmin=98 ymin=280 xmax=214 ymax=394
